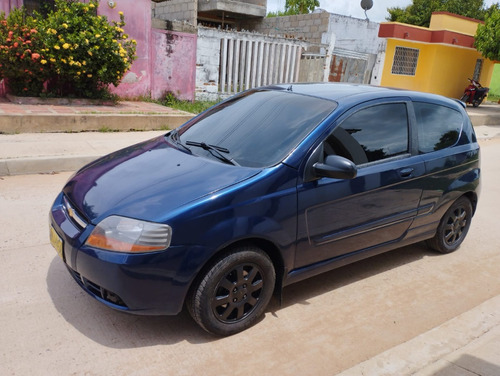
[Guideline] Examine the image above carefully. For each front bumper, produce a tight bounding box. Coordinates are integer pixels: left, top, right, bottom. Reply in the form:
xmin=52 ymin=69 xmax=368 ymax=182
xmin=49 ymin=192 xmax=197 ymax=316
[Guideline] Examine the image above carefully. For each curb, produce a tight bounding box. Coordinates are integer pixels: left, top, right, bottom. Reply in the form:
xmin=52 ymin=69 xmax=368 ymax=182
xmin=0 ymin=113 xmax=192 ymax=133
xmin=469 ymin=114 xmax=500 ymax=126
xmin=336 ymin=294 xmax=500 ymax=376
xmin=0 ymin=155 xmax=99 ymax=176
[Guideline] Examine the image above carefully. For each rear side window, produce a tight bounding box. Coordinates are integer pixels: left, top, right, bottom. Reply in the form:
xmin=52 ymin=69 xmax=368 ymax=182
xmin=327 ymin=103 xmax=409 ymax=164
xmin=414 ymin=102 xmax=463 ymax=153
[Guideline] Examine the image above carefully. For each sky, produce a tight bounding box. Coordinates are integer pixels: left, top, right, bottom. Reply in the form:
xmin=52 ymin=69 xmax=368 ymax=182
xmin=267 ymin=0 xmax=499 ymax=22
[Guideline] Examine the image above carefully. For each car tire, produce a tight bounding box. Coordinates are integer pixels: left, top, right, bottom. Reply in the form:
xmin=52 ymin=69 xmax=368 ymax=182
xmin=187 ymin=246 xmax=275 ymax=336
xmin=426 ymin=197 xmax=473 ymax=254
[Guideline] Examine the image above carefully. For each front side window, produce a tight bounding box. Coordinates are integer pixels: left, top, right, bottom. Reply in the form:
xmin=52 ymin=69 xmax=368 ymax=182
xmin=414 ymin=102 xmax=463 ymax=153
xmin=178 ymin=90 xmax=336 ymax=168
xmin=326 ymin=103 xmax=409 ymax=165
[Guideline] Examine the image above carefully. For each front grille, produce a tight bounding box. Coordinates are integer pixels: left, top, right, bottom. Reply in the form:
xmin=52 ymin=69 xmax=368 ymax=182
xmin=68 ymin=267 xmax=127 ymax=308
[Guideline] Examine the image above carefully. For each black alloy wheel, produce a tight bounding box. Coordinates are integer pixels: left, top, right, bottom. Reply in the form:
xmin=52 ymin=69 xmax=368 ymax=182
xmin=427 ymin=197 xmax=473 ymax=254
xmin=187 ymin=246 xmax=275 ymax=336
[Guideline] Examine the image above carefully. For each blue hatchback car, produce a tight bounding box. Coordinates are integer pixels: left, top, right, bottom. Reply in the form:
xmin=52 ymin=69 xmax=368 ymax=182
xmin=50 ymin=83 xmax=480 ymax=335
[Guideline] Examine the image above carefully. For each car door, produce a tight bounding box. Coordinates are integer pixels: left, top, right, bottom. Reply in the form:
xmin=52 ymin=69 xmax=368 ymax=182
xmin=295 ymin=100 xmax=426 ymax=268
xmin=407 ymin=101 xmax=480 ymax=233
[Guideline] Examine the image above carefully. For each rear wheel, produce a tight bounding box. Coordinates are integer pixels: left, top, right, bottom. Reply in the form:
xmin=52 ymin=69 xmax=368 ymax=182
xmin=187 ymin=246 xmax=275 ymax=336
xmin=472 ymin=98 xmax=483 ymax=107
xmin=427 ymin=197 xmax=473 ymax=254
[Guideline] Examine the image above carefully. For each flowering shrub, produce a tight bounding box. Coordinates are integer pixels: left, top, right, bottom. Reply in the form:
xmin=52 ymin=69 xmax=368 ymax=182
xmin=0 ymin=8 xmax=50 ymax=96
xmin=0 ymin=0 xmax=136 ymax=99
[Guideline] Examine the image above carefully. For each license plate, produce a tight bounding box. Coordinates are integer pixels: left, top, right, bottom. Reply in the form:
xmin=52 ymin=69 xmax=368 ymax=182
xmin=50 ymin=226 xmax=64 ymax=260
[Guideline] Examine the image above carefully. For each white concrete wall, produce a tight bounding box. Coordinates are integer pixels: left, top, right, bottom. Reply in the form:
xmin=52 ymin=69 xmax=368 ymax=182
xmin=196 ymin=28 xmax=223 ymax=100
xmin=323 ymin=14 xmax=383 ymax=56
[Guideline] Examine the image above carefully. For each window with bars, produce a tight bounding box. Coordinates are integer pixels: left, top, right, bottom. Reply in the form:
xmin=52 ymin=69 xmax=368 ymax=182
xmin=473 ymin=59 xmax=483 ymax=81
xmin=391 ymin=46 xmax=419 ymax=76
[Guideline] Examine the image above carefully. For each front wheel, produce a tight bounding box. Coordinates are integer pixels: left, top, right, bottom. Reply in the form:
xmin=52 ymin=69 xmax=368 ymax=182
xmin=426 ymin=197 xmax=473 ymax=254
xmin=460 ymin=94 xmax=469 ymax=103
xmin=472 ymin=97 xmax=483 ymax=107
xmin=187 ymin=246 xmax=276 ymax=336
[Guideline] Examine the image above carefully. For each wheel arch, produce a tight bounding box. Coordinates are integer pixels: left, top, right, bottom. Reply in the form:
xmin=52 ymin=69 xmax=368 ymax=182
xmin=185 ymin=237 xmax=286 ymax=307
xmin=463 ymin=191 xmax=478 ymax=216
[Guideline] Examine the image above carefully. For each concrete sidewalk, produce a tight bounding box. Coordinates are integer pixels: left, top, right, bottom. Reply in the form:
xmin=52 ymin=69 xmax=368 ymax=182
xmin=0 ymin=97 xmax=193 ymax=175
xmin=338 ymin=294 xmax=500 ymax=376
xmin=466 ymin=103 xmax=500 ymax=126
xmin=0 ymin=130 xmax=167 ymax=176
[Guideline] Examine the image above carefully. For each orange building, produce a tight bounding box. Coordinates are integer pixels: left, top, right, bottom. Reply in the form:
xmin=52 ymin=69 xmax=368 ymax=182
xmin=378 ymin=12 xmax=496 ymax=98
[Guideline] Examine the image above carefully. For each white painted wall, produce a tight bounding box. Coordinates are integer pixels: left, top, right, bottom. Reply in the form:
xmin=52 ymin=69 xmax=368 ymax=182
xmin=322 ymin=14 xmax=384 ymax=56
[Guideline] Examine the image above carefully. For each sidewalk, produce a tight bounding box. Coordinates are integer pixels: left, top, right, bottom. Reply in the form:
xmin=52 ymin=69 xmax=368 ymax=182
xmin=0 ymin=131 xmax=167 ymax=175
xmin=0 ymin=98 xmax=193 ymax=175
xmin=338 ymin=294 xmax=500 ymax=376
xmin=466 ymin=103 xmax=500 ymax=126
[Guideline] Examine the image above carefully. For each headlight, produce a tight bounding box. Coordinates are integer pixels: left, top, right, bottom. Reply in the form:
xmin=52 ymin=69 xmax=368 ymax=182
xmin=85 ymin=216 xmax=172 ymax=253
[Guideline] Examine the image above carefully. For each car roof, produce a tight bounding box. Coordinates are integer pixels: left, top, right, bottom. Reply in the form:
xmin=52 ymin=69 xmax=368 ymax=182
xmin=265 ymin=82 xmax=462 ymax=109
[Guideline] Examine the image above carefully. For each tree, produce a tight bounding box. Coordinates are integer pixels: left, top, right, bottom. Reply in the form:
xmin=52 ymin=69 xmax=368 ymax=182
xmin=285 ymin=0 xmax=319 ymax=15
xmin=387 ymin=0 xmax=487 ymax=27
xmin=475 ymin=5 xmax=500 ymax=61
xmin=267 ymin=0 xmax=319 ymax=17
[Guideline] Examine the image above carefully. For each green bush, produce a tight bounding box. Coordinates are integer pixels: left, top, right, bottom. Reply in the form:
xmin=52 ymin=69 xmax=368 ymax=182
xmin=0 ymin=0 xmax=136 ymax=98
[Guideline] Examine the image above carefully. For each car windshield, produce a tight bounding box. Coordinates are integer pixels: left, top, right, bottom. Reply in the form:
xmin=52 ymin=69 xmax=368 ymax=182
xmin=177 ymin=89 xmax=337 ymax=168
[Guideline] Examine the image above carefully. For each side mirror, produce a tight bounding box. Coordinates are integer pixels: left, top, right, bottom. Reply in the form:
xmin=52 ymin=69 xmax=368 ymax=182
xmin=313 ymin=155 xmax=357 ymax=180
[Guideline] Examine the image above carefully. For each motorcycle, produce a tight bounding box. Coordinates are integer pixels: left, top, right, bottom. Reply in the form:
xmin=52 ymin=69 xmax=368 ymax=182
xmin=460 ymin=78 xmax=489 ymax=107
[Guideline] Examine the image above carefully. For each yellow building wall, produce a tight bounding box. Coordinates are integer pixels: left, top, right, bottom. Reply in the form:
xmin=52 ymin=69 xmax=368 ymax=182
xmin=381 ymin=38 xmax=495 ymax=99
xmin=429 ymin=13 xmax=480 ymax=36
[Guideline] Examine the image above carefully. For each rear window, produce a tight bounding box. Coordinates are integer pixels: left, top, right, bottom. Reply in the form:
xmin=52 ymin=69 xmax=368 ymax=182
xmin=414 ymin=102 xmax=463 ymax=153
xmin=178 ymin=90 xmax=336 ymax=167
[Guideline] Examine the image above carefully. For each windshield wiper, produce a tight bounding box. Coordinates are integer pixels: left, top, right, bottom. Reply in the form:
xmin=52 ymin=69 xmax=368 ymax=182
xmin=169 ymin=130 xmax=192 ymax=153
xmin=185 ymin=140 xmax=238 ymax=166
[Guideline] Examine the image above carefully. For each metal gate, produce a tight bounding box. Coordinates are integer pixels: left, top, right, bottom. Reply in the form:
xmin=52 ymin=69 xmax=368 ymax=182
xmin=219 ymin=37 xmax=308 ymax=95
xmin=328 ymin=48 xmax=373 ymax=84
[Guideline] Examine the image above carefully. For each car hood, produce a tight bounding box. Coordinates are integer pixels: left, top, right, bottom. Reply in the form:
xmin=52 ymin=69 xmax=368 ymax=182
xmin=63 ymin=136 xmax=261 ymax=224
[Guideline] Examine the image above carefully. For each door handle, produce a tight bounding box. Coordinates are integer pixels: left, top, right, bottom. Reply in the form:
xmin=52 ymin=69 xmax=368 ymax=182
xmin=399 ymin=168 xmax=414 ymax=178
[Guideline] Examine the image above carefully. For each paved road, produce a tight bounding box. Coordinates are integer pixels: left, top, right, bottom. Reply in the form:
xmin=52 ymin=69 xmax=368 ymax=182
xmin=1 ymin=138 xmax=499 ymax=376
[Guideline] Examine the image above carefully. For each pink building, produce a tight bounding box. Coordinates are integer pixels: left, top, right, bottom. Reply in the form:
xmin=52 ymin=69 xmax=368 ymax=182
xmin=0 ymin=0 xmax=197 ymax=100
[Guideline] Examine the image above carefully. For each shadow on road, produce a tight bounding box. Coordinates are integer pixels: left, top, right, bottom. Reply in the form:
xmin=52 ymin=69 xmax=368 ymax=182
xmin=46 ymin=258 xmax=216 ymax=347
xmin=431 ymin=354 xmax=500 ymax=375
xmin=273 ymin=242 xmax=436 ymax=311
xmin=46 ymin=242 xmax=437 ymax=348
